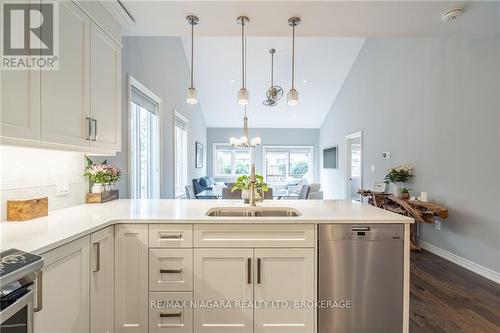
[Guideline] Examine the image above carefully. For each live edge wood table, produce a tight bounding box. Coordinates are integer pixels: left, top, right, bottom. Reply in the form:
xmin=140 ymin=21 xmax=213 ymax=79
xmin=358 ymin=190 xmax=449 ymax=250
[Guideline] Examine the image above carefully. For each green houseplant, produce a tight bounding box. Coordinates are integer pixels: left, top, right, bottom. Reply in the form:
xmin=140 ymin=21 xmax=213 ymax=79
xmin=384 ymin=165 xmax=413 ymax=197
xmin=400 ymin=186 xmax=411 ymax=200
xmin=231 ymin=175 xmax=269 ymax=202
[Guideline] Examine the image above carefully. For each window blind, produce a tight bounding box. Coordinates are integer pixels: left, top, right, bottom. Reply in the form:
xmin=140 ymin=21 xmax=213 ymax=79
xmin=131 ymin=86 xmax=157 ymax=114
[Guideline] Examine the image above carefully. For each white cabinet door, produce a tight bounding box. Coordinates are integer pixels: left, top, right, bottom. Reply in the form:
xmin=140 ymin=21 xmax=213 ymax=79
xmin=34 ymin=236 xmax=90 ymax=333
xmin=41 ymin=0 xmax=91 ymax=147
xmin=91 ymin=226 xmax=114 ymax=333
xmin=194 ymin=249 xmax=253 ymax=333
xmin=254 ymin=249 xmax=315 ymax=333
xmin=115 ymin=224 xmax=148 ymax=333
xmin=90 ymin=23 xmax=121 ymax=151
xmin=0 ymin=69 xmax=40 ymax=140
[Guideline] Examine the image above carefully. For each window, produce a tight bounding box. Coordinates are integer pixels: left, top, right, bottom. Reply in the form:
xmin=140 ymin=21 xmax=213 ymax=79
xmin=175 ymin=112 xmax=188 ymax=198
xmin=214 ymin=144 xmax=252 ymax=177
xmin=129 ymin=78 xmax=160 ymax=199
xmin=263 ymin=146 xmax=313 ymax=187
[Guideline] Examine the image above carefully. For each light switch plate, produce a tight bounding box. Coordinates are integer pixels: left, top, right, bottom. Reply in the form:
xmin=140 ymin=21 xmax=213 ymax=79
xmin=56 ymin=180 xmax=70 ymax=196
xmin=434 ymin=220 xmax=441 ymax=231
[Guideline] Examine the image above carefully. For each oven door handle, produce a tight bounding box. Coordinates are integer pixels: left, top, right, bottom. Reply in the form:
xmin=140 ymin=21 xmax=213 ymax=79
xmin=0 ymin=289 xmax=34 ymax=326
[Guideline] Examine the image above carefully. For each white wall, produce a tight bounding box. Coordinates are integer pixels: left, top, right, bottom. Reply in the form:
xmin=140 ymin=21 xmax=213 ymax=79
xmin=319 ymin=37 xmax=500 ymax=273
xmin=97 ymin=36 xmax=208 ymax=198
xmin=0 ymin=146 xmax=86 ymax=220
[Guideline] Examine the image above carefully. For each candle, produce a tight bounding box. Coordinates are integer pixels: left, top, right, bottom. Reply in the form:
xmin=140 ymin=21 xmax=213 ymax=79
xmin=420 ymin=192 xmax=428 ymax=202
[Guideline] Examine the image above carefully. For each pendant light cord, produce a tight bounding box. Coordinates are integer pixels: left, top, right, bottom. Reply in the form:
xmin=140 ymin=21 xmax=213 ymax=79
xmin=291 ymin=23 xmax=295 ymax=90
xmin=190 ymin=20 xmax=194 ymax=89
xmin=271 ymin=51 xmax=274 ymax=86
xmin=241 ymin=20 xmax=246 ymax=90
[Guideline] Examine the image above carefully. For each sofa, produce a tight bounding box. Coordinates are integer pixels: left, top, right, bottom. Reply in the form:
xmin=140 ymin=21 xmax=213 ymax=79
xmin=192 ymin=177 xmax=215 ymax=195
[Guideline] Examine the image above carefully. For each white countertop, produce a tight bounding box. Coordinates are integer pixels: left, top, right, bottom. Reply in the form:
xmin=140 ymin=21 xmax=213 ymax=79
xmin=0 ymin=199 xmax=413 ymax=254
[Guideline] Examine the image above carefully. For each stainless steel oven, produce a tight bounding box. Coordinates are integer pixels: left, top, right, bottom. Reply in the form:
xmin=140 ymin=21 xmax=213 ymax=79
xmin=0 ymin=249 xmax=43 ymax=333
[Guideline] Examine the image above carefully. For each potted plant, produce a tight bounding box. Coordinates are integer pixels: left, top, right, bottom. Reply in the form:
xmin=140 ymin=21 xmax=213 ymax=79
xmin=384 ymin=165 xmax=413 ymax=197
xmin=400 ymin=187 xmax=411 ymax=200
xmin=231 ymin=175 xmax=269 ymax=202
xmin=84 ymin=156 xmax=122 ymax=193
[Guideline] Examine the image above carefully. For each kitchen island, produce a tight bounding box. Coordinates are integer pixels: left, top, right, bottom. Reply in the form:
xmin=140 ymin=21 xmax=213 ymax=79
xmin=0 ymin=199 xmax=413 ymax=333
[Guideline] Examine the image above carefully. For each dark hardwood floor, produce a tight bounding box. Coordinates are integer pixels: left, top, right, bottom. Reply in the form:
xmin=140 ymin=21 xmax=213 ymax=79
xmin=410 ymin=250 xmax=500 ymax=332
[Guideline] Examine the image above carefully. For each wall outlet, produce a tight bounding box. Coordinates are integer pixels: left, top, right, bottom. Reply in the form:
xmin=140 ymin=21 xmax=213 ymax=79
xmin=434 ymin=220 xmax=441 ymax=231
xmin=382 ymin=152 xmax=391 ymax=159
xmin=370 ymin=165 xmax=376 ymax=172
xmin=56 ymin=180 xmax=70 ymax=196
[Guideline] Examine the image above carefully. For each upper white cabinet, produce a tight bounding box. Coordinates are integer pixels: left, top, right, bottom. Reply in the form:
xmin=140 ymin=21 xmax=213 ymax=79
xmin=0 ymin=70 xmax=41 ymax=140
xmin=41 ymin=0 xmax=91 ymax=147
xmin=91 ymin=226 xmax=115 ymax=333
xmin=34 ymin=236 xmax=90 ymax=333
xmin=90 ymin=23 xmax=121 ymax=151
xmin=0 ymin=0 xmax=122 ymax=154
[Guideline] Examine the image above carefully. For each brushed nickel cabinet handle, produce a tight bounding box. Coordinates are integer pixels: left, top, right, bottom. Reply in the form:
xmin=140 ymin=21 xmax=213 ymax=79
xmin=160 ymin=312 xmax=182 ymax=318
xmin=85 ymin=117 xmax=91 ymax=140
xmin=92 ymin=242 xmax=100 ymax=272
xmin=257 ymin=258 xmax=262 ymax=284
xmin=247 ymin=258 xmax=252 ymax=284
xmin=34 ymin=270 xmax=43 ymax=312
xmin=91 ymin=119 xmax=97 ymax=141
xmin=159 ymin=234 xmax=183 ymax=239
xmin=160 ymin=269 xmax=182 ymax=274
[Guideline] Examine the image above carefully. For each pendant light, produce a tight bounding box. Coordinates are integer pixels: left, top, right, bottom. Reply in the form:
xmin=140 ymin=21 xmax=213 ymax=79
xmin=186 ymin=15 xmax=199 ymax=104
xmin=237 ymin=16 xmax=249 ymax=105
xmin=287 ymin=17 xmax=300 ymax=106
xmin=230 ymin=106 xmax=261 ymax=147
xmin=263 ymin=48 xmax=283 ymax=107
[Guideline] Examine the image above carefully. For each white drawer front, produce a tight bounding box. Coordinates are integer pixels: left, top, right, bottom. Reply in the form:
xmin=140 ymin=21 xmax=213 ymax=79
xmin=149 ymin=249 xmax=193 ymax=292
xmin=149 ymin=225 xmax=193 ymax=248
xmin=194 ymin=224 xmax=315 ymax=248
xmin=149 ymin=292 xmax=193 ymax=333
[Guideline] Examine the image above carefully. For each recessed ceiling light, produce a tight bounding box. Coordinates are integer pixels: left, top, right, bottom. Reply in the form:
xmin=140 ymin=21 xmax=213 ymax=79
xmin=442 ymin=8 xmax=464 ymax=22
xmin=303 ymin=80 xmax=308 ymax=84
xmin=230 ymin=79 xmax=235 ymax=83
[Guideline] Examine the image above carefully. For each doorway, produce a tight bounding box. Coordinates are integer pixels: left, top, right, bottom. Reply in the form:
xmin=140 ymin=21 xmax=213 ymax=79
xmin=345 ymin=131 xmax=362 ymax=201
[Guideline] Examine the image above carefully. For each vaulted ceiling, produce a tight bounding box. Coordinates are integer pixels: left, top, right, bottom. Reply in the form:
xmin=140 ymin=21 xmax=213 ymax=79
xmin=121 ymin=1 xmax=500 ymax=128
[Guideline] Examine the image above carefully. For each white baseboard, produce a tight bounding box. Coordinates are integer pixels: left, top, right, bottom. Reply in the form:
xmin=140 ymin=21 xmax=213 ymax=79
xmin=418 ymin=240 xmax=500 ymax=284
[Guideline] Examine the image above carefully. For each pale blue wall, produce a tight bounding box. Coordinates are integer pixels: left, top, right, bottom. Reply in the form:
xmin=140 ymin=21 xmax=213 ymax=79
xmin=319 ymin=37 xmax=500 ymax=273
xmin=207 ymin=128 xmax=320 ymax=183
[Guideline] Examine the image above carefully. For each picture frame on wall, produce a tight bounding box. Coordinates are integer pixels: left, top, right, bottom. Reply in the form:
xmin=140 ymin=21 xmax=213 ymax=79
xmin=195 ymin=142 xmax=204 ymax=168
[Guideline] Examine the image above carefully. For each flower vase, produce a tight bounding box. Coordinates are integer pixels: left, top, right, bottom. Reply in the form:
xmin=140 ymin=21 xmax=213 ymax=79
xmin=241 ymin=189 xmax=261 ymax=203
xmin=91 ymin=183 xmax=105 ymax=194
xmin=390 ymin=182 xmax=404 ymax=197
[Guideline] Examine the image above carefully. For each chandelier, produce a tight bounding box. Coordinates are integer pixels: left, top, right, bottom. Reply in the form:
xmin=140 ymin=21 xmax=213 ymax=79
xmin=230 ymin=107 xmax=261 ymax=147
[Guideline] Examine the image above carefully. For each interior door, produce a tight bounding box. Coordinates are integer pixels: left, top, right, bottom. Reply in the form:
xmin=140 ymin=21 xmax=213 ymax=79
xmin=41 ymin=0 xmax=90 ymax=147
xmin=254 ymin=249 xmax=315 ymax=333
xmin=194 ymin=248 xmax=253 ymax=333
xmin=346 ymin=133 xmax=362 ymax=201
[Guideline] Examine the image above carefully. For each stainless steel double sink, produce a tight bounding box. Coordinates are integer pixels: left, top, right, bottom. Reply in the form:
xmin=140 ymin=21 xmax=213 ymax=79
xmin=206 ymin=207 xmax=302 ymax=217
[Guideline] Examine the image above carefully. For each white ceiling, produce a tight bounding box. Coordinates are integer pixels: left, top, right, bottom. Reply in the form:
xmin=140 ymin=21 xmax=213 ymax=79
xmin=181 ymin=36 xmax=365 ymax=128
xmin=122 ymin=1 xmax=500 ymax=38
xmin=121 ymin=1 xmax=500 ymax=128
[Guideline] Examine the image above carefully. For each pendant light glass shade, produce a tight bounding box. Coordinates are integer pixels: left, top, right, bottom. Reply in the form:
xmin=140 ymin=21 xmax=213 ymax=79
xmin=238 ymin=88 xmax=249 ymax=105
xmin=287 ymin=89 xmax=299 ymax=106
xmin=288 ymin=17 xmax=300 ymax=107
xmin=187 ymin=87 xmax=198 ymax=104
xmin=186 ymin=15 xmax=199 ymax=105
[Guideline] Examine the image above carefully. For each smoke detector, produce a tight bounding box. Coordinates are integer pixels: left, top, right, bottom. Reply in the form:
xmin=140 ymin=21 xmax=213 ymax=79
xmin=442 ymin=8 xmax=464 ymax=22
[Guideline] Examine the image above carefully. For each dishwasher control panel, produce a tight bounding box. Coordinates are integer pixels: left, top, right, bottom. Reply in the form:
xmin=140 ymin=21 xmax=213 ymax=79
xmin=319 ymin=225 xmax=403 ymax=241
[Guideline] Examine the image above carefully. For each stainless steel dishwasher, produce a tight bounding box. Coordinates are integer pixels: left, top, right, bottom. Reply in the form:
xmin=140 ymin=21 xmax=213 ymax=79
xmin=318 ymin=225 xmax=403 ymax=333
